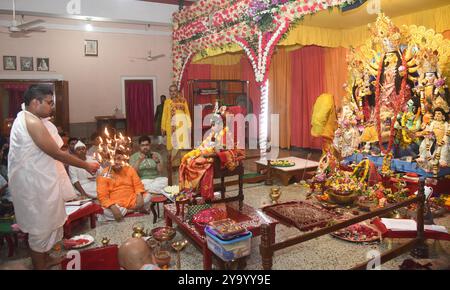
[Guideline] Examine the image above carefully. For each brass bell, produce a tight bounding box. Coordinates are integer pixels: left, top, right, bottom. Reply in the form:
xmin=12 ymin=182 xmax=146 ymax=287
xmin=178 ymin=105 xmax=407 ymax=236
xmin=101 ymin=237 xmax=110 ymax=246
xmin=132 ymin=223 xmax=145 ymax=238
xmin=269 ymin=187 xmax=282 ymax=204
xmin=132 ymin=231 xmax=143 ymax=239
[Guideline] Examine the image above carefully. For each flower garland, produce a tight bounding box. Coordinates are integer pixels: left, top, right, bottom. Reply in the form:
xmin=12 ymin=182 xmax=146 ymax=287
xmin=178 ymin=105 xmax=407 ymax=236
xmin=352 ymin=159 xmax=370 ymax=183
xmin=235 ymin=19 xmax=289 ymax=83
xmin=375 ymin=53 xmax=409 ymax=154
xmin=172 ymin=0 xmax=355 ymax=86
xmin=175 ymin=52 xmax=193 ymax=91
xmin=173 ymin=0 xmax=238 ymax=27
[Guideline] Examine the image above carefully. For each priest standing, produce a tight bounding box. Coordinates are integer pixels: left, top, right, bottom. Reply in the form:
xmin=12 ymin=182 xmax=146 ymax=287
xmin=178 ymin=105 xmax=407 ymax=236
xmin=8 ymin=85 xmax=99 ymax=269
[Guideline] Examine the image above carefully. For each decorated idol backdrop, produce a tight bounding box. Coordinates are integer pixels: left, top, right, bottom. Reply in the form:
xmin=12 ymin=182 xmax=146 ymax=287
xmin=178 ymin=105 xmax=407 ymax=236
xmin=333 ymin=13 xmax=450 ymax=177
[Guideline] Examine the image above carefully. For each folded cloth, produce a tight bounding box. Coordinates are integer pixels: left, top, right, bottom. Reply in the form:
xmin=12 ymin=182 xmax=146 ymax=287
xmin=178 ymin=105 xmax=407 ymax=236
xmin=63 ymin=238 xmax=90 ymax=249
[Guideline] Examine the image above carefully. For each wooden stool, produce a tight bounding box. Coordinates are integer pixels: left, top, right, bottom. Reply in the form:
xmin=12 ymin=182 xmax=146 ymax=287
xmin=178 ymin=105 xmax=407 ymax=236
xmin=63 ymin=203 xmax=103 ymax=238
xmin=151 ymin=194 xmax=168 ymax=224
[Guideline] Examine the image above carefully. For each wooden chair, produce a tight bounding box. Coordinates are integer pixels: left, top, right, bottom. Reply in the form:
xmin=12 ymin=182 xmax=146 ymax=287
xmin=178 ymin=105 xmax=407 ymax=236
xmin=169 ymin=151 xmax=244 ymax=211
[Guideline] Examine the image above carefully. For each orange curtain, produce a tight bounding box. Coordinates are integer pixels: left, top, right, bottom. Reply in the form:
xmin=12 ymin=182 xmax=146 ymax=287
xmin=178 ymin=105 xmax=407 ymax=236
xmin=210 ymin=64 xmax=241 ymax=80
xmin=323 ymin=47 xmax=348 ymax=110
xmin=210 ymin=64 xmax=242 ymax=100
xmin=268 ymin=48 xmax=292 ymax=149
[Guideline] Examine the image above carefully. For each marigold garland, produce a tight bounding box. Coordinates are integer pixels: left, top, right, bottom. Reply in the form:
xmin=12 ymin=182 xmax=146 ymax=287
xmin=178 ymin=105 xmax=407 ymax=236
xmin=352 ymin=159 xmax=370 ymax=183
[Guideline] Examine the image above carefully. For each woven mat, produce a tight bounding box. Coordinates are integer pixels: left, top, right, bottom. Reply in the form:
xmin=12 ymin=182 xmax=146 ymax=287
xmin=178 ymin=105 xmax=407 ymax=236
xmin=262 ymin=201 xmax=335 ymax=231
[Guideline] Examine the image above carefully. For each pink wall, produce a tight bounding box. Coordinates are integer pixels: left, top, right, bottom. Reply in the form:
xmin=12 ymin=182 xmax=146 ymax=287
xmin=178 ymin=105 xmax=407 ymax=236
xmin=0 ymin=16 xmax=173 ymax=123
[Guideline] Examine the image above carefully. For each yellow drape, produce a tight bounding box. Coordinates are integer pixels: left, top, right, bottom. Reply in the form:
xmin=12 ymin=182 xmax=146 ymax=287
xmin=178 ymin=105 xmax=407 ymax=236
xmin=192 ymin=44 xmax=243 ymax=63
xmin=323 ymin=47 xmax=348 ymax=110
xmin=282 ymin=4 xmax=450 ymax=48
xmin=268 ymin=48 xmax=292 ymax=149
xmin=194 ymin=52 xmax=243 ymax=65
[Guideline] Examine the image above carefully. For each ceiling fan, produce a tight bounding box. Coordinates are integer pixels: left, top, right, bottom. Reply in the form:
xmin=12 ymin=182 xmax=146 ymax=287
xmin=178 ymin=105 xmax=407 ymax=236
xmin=2 ymin=0 xmax=46 ymax=37
xmin=130 ymin=50 xmax=166 ymax=62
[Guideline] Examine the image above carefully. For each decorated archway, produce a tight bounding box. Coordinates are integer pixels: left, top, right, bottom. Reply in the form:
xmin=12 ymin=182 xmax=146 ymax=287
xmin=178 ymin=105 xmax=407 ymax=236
xmin=172 ymin=0 xmax=356 ymax=157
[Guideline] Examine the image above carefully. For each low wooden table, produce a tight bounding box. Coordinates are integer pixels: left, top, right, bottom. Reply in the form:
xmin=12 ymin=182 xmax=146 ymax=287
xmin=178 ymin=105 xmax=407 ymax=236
xmin=63 ymin=203 xmax=103 ymax=238
xmin=164 ymin=201 xmax=278 ymax=270
xmin=256 ymin=157 xmax=319 ymax=186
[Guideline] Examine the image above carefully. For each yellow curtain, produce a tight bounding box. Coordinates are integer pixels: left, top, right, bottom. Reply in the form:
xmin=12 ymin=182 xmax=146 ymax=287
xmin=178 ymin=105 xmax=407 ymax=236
xmin=192 ymin=44 xmax=243 ymax=63
xmin=281 ymin=4 xmax=450 ymax=48
xmin=323 ymin=47 xmax=348 ymax=110
xmin=268 ymin=48 xmax=292 ymax=149
xmin=194 ymin=51 xmax=244 ymax=65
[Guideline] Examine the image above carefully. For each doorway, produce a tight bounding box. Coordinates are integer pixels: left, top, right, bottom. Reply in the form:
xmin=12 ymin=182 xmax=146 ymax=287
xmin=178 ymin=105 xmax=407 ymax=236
xmin=123 ymin=78 xmax=156 ymax=137
xmin=0 ymin=80 xmax=69 ymax=136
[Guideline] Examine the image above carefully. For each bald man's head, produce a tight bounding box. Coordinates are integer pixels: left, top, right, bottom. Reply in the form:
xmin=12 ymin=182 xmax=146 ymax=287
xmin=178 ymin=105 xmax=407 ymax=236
xmin=118 ymin=238 xmax=154 ymax=270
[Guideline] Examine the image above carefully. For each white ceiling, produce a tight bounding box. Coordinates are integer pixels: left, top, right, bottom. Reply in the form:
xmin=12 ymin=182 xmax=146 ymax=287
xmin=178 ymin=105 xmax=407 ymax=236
xmin=0 ymin=0 xmax=179 ymax=26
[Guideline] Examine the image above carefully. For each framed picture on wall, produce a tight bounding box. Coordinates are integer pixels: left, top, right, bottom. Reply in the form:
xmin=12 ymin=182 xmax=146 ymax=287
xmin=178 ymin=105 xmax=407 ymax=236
xmin=84 ymin=39 xmax=98 ymax=56
xmin=37 ymin=57 xmax=50 ymax=71
xmin=20 ymin=57 xmax=34 ymax=71
xmin=3 ymin=56 xmax=16 ymax=70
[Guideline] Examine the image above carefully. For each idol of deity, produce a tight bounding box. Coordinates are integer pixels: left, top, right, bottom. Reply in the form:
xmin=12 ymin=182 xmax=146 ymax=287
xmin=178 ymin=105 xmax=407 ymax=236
xmin=416 ymin=108 xmax=449 ymax=176
xmin=365 ymin=14 xmax=418 ymax=155
xmin=394 ymin=97 xmax=422 ymax=157
xmin=414 ymin=49 xmax=450 ymax=129
xmin=333 ymin=104 xmax=360 ymax=157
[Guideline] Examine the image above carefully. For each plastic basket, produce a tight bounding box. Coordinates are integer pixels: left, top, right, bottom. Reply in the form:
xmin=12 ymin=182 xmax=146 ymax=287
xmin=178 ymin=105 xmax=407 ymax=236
xmin=205 ymin=226 xmax=252 ymax=262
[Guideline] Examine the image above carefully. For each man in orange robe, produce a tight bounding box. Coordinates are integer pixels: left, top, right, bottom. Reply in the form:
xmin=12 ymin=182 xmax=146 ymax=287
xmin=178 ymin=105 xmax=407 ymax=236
xmin=97 ymin=153 xmax=150 ymax=222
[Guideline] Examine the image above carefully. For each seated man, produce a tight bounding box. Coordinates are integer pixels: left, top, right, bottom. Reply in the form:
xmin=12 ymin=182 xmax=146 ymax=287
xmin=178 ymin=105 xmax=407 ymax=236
xmin=129 ymin=136 xmax=168 ymax=194
xmin=97 ymin=151 xmax=151 ymax=222
xmin=86 ymin=132 xmax=100 ymax=157
xmin=68 ymin=141 xmax=100 ymax=199
xmin=118 ymin=237 xmax=159 ymax=270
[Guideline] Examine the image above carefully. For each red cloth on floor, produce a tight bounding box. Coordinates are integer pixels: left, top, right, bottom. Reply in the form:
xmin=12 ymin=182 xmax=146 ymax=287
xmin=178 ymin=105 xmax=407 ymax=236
xmin=372 ymin=218 xmax=450 ymax=241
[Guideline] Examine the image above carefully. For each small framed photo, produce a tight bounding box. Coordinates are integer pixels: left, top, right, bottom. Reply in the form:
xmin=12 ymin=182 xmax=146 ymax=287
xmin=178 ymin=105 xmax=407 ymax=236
xmin=20 ymin=57 xmax=34 ymax=71
xmin=37 ymin=57 xmax=50 ymax=71
xmin=84 ymin=39 xmax=98 ymax=56
xmin=3 ymin=56 xmax=16 ymax=70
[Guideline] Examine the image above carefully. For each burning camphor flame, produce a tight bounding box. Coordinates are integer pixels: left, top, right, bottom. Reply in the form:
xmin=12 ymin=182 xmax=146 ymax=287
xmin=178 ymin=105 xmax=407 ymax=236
xmin=94 ymin=128 xmax=132 ymax=176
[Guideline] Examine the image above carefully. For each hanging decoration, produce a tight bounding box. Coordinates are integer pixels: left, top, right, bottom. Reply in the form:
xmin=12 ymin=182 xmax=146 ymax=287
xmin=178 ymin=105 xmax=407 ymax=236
xmin=172 ymin=0 xmax=355 ymax=158
xmin=172 ymin=0 xmax=356 ymax=90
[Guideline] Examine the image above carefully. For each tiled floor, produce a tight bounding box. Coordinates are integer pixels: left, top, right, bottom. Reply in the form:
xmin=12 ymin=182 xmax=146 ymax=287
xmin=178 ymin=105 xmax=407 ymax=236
xmin=1 ymin=181 xmax=449 ymax=270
